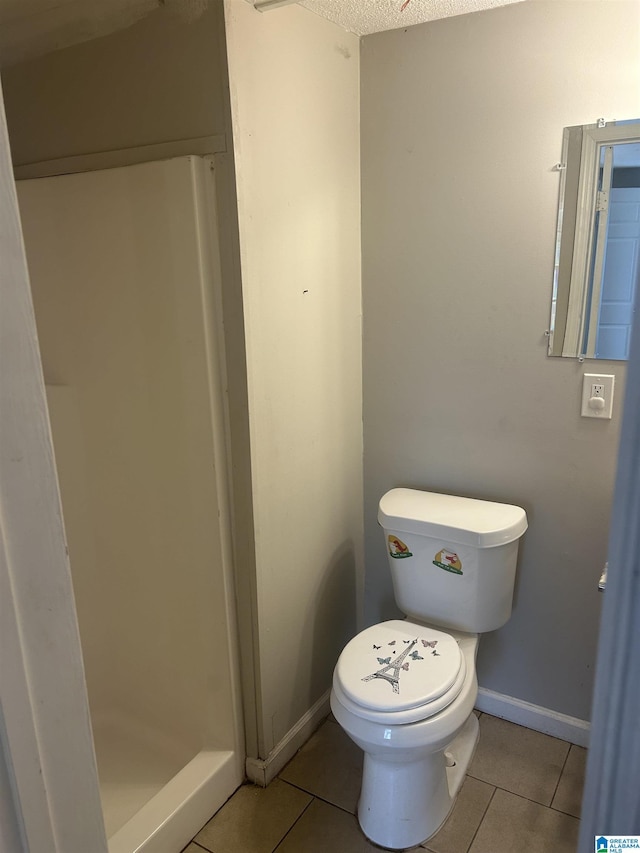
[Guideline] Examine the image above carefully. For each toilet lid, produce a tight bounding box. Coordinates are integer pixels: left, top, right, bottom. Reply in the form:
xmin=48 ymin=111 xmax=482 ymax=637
xmin=335 ymin=620 xmax=463 ymax=714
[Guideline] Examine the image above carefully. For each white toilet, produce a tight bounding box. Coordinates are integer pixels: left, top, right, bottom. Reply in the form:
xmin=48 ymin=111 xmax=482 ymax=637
xmin=330 ymin=487 xmax=527 ymax=850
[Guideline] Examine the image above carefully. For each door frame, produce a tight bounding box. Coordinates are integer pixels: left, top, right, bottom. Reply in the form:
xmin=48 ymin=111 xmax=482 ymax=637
xmin=0 ymin=83 xmax=107 ymax=852
xmin=578 ymin=277 xmax=640 ymax=837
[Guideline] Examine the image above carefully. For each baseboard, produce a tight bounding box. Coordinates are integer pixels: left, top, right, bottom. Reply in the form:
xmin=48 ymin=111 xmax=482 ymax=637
xmin=475 ymin=687 xmax=590 ymax=748
xmin=245 ymin=686 xmax=588 ymax=788
xmin=245 ymin=689 xmax=331 ymax=787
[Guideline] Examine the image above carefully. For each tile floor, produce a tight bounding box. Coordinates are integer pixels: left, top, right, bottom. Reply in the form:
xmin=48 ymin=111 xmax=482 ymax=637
xmin=183 ymin=712 xmax=585 ymax=853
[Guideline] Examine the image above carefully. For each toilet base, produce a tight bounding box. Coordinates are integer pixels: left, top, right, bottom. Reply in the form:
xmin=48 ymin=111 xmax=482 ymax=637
xmin=357 ymin=713 xmax=479 ymax=851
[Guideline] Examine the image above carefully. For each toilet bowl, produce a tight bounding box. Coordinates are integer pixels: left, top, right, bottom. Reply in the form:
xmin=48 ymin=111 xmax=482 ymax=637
xmin=330 ymin=620 xmax=479 ymax=850
xmin=330 ymin=488 xmax=528 ymax=851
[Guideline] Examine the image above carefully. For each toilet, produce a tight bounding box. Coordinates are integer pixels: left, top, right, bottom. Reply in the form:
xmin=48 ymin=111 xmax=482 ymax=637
xmin=330 ymin=488 xmax=527 ymax=850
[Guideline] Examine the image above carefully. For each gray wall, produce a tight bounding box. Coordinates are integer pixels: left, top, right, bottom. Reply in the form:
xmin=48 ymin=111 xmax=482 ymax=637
xmin=361 ymin=0 xmax=639 ymax=721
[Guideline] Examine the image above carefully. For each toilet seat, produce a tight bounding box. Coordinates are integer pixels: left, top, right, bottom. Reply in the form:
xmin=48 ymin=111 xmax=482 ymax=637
xmin=334 ymin=620 xmax=466 ymax=725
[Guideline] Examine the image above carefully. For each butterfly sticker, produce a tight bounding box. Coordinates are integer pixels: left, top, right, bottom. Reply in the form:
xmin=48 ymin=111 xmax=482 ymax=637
xmin=388 ymin=640 xmax=396 ymax=646
xmin=403 ymin=639 xmax=412 ymax=644
xmin=432 ymin=650 xmax=440 ymax=656
xmin=402 ymin=662 xmax=410 ymax=670
xmin=373 ymin=644 xmax=381 ymax=650
xmin=377 ymin=657 xmax=391 ymax=665
xmin=410 ymin=651 xmax=424 ymax=660
xmin=422 ymin=639 xmax=438 ymax=648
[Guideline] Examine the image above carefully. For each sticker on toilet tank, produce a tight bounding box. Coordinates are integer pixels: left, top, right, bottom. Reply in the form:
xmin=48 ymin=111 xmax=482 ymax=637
xmin=433 ymin=549 xmax=463 ymax=575
xmin=388 ymin=536 xmax=413 ymax=558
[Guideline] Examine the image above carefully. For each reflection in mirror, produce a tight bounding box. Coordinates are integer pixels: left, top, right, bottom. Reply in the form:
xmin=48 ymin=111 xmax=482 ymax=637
xmin=549 ymin=119 xmax=640 ymax=360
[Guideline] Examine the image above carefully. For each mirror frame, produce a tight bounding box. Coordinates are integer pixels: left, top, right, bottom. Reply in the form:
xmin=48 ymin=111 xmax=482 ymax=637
xmin=549 ymin=119 xmax=640 ymax=359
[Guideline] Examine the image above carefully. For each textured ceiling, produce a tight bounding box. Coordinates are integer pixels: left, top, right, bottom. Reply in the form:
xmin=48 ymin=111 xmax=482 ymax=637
xmin=0 ymin=0 xmax=527 ymax=67
xmin=299 ymin=0 xmax=526 ymax=36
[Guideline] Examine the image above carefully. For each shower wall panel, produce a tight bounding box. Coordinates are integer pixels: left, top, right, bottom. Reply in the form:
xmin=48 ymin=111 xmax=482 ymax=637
xmin=17 ymin=155 xmax=238 ymax=767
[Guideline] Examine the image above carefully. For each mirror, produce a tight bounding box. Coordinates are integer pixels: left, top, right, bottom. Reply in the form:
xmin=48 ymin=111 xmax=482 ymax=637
xmin=549 ymin=118 xmax=640 ymax=360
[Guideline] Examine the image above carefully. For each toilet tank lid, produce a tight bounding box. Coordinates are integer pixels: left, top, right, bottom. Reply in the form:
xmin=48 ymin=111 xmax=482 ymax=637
xmin=378 ymin=488 xmax=528 ymax=548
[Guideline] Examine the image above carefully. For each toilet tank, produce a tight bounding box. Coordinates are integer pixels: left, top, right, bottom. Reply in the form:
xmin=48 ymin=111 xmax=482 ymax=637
xmin=378 ymin=488 xmax=528 ymax=633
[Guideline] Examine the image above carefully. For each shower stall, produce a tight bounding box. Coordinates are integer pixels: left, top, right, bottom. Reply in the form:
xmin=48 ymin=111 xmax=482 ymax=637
xmin=16 ymin=154 xmax=243 ymax=852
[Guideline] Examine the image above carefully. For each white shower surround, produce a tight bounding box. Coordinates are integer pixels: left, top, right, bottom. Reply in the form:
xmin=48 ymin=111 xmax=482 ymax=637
xmin=17 ymin=155 xmax=244 ymax=853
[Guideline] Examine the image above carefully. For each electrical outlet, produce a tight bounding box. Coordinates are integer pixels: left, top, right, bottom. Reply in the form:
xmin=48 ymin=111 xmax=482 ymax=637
xmin=581 ymin=374 xmax=615 ymax=419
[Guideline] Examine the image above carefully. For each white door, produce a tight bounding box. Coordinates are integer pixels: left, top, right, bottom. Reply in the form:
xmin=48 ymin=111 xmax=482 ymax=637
xmin=596 ymin=187 xmax=640 ymax=359
xmin=0 ymin=86 xmax=107 ymax=852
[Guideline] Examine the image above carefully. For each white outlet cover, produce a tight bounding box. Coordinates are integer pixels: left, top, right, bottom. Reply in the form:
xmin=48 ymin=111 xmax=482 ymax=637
xmin=581 ymin=373 xmax=615 ymax=419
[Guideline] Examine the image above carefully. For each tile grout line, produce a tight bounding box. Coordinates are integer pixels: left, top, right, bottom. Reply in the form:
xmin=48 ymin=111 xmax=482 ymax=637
xmin=464 ymin=775 xmax=580 ymax=816
xmin=549 ymin=742 xmax=572 ymax=808
xmin=270 ymin=794 xmax=316 ymax=852
xmin=551 ymin=805 xmax=582 ymax=820
xmin=187 ymin=841 xmax=214 ymax=853
xmin=464 ymin=783 xmax=498 ymax=853
xmin=278 ymin=778 xmax=358 ymax=817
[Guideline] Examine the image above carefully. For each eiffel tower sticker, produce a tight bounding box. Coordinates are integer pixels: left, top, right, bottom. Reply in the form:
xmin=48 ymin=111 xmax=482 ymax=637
xmin=362 ymin=639 xmax=417 ymax=694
